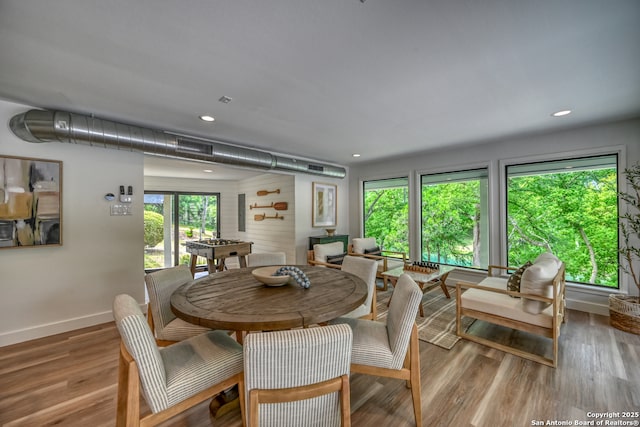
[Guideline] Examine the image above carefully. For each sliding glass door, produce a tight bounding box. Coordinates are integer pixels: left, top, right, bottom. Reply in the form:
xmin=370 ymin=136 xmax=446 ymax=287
xmin=144 ymin=192 xmax=220 ymax=270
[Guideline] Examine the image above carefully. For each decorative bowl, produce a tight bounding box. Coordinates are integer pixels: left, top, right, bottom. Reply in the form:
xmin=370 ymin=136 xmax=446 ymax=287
xmin=251 ymin=266 xmax=292 ymax=286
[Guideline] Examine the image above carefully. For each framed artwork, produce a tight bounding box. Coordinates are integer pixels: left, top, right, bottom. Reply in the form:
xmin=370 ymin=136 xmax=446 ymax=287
xmin=0 ymin=155 xmax=62 ymax=248
xmin=312 ymin=182 xmax=337 ymax=227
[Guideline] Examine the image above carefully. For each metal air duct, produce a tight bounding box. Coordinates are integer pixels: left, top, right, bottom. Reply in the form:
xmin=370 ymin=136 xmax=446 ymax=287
xmin=9 ymin=109 xmax=346 ymax=178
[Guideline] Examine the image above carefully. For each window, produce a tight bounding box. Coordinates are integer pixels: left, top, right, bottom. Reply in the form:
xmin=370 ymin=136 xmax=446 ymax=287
xmin=363 ymin=177 xmax=409 ymax=254
xmin=506 ymin=154 xmax=618 ymax=288
xmin=420 ymin=169 xmax=489 ymax=268
xmin=144 ymin=192 xmax=220 ymax=270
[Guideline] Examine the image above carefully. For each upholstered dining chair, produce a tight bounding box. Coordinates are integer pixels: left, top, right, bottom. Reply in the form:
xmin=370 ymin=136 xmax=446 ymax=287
xmin=240 ymin=324 xmax=353 ymax=427
xmin=246 ymin=251 xmax=287 ymax=267
xmin=330 ymin=274 xmax=423 ymax=426
xmin=340 ymin=255 xmax=379 ymax=320
xmin=112 ymin=293 xmax=244 ymax=427
xmin=144 ymin=265 xmax=211 ymax=346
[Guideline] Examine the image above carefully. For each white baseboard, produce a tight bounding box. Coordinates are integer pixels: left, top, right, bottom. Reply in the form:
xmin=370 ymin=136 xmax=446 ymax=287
xmin=0 ymin=303 xmax=147 ymax=347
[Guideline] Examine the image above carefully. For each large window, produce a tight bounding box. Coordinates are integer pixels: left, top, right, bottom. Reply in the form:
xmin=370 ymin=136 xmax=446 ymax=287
xmin=421 ymin=169 xmax=489 ymax=268
xmin=506 ymin=155 xmax=618 ymax=288
xmin=144 ymin=192 xmax=220 ymax=270
xmin=363 ymin=177 xmax=409 ymax=254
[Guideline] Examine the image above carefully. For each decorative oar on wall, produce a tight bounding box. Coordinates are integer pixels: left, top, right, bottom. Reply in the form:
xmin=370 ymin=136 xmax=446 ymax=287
xmin=254 ymin=213 xmax=285 ymax=221
xmin=257 ymin=189 xmax=280 ymax=196
xmin=249 ymin=202 xmax=288 ymax=210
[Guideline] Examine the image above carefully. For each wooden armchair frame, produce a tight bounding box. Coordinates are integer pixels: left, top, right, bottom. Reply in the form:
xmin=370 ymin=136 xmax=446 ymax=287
xmin=456 ymin=263 xmax=566 ymax=367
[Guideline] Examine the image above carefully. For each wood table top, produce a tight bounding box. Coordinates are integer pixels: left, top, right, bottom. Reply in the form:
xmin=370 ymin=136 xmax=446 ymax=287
xmin=170 ymin=265 xmax=367 ymax=331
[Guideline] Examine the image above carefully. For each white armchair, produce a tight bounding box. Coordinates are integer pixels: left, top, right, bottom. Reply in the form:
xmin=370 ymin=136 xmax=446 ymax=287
xmin=307 ymin=241 xmax=345 ymax=269
xmin=456 ymin=252 xmax=566 ymax=367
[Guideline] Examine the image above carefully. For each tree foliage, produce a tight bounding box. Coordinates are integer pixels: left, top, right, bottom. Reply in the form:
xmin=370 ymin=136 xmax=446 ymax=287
xmin=364 ymin=187 xmax=409 ymax=253
xmin=422 ymin=181 xmax=481 ymax=266
xmin=508 ymin=169 xmax=618 ymax=287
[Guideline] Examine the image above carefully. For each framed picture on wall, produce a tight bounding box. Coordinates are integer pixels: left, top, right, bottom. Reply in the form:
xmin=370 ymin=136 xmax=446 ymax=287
xmin=0 ymin=155 xmax=62 ymax=249
xmin=312 ymin=182 xmax=337 ymax=227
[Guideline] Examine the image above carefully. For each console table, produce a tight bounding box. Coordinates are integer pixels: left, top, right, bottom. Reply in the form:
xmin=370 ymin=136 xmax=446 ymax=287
xmin=308 ymin=234 xmax=349 ymax=251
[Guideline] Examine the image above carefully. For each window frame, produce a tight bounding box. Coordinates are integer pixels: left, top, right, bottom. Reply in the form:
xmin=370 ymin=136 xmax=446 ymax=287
xmin=361 ymin=176 xmax=410 ymax=255
xmin=499 ymin=145 xmax=627 ymax=293
xmin=144 ymin=190 xmax=221 ymax=272
xmin=418 ymin=166 xmax=490 ymax=269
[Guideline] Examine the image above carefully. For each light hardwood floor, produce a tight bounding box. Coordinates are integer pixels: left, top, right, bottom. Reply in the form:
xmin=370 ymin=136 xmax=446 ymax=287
xmin=1 ymin=288 xmax=639 ymax=427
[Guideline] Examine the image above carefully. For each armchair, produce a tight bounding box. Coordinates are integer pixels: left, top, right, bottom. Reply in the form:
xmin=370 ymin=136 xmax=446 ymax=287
xmin=348 ymin=237 xmax=407 ymax=290
xmin=456 ymin=252 xmax=566 ymax=367
xmin=307 ymin=241 xmax=345 ymax=269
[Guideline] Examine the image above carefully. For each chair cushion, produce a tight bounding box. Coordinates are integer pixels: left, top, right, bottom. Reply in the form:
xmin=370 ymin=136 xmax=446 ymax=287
xmin=352 ymin=237 xmax=377 ymax=254
xmin=163 ymin=330 xmax=243 ymax=407
xmin=520 ymin=259 xmax=559 ymax=314
xmin=314 ymin=242 xmax=344 ymax=262
xmin=506 ymin=261 xmax=532 ymax=296
xmin=330 ymin=317 xmax=394 ymax=369
xmin=158 ymin=317 xmax=212 ymax=341
xmin=460 ymin=281 xmax=553 ymax=328
xmin=534 ymin=252 xmax=561 ymax=268
xmin=326 ymin=252 xmax=348 ymax=265
xmin=364 ymin=246 xmax=382 ymax=256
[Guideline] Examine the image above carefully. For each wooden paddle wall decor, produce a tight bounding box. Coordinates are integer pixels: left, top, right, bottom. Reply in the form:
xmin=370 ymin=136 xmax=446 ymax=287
xmin=254 ymin=212 xmax=285 ymax=221
xmin=249 ymin=201 xmax=288 ymax=210
xmin=253 ymin=189 xmax=287 ymax=221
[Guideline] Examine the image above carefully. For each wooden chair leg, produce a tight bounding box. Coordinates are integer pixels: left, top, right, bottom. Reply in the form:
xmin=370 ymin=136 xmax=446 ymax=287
xmin=340 ymin=375 xmax=351 ymax=427
xmin=408 ymin=326 xmax=422 ymax=427
xmin=116 ymin=344 xmax=141 ymax=427
xmin=371 ymin=288 xmax=377 ymax=320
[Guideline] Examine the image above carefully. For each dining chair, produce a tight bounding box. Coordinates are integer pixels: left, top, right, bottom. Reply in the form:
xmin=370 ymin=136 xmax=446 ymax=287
xmin=348 ymin=237 xmax=408 ymax=290
xmin=144 ymin=265 xmax=211 ymax=346
xmin=240 ymin=324 xmax=353 ymax=427
xmin=340 ymin=255 xmax=378 ymax=320
xmin=112 ymin=293 xmax=244 ymax=427
xmin=246 ymin=251 xmax=287 ymax=267
xmin=331 ymin=274 xmax=423 ymax=426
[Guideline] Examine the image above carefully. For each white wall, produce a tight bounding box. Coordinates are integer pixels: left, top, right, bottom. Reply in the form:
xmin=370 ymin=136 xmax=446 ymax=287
xmin=0 ymin=100 xmax=144 ymax=346
xmin=237 ymin=173 xmax=296 ymax=263
xmin=294 ymin=172 xmax=350 ymax=264
xmin=349 ymin=118 xmax=640 ymax=315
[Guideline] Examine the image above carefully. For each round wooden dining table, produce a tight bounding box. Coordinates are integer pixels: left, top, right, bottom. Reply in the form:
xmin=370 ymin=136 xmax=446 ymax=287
xmin=170 ymin=265 xmax=367 ymax=332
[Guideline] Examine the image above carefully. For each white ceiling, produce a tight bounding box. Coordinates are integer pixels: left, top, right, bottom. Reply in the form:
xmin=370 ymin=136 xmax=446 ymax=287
xmin=1 ymin=0 xmax=639 ymax=180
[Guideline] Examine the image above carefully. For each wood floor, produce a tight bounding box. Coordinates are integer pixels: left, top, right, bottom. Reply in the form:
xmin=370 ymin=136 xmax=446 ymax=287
xmin=1 ymin=289 xmax=639 ymax=427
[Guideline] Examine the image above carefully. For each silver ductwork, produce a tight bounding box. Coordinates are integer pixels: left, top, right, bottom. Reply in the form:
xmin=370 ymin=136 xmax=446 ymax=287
xmin=9 ymin=109 xmax=346 ymax=178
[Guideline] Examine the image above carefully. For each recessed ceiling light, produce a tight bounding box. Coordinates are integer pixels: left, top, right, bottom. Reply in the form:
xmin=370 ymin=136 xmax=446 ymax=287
xmin=352 ymin=153 xmax=361 ymax=157
xmin=199 ymin=115 xmax=215 ymax=122
xmin=552 ymin=110 xmax=572 ymax=117
xmin=203 ymin=169 xmax=213 ymax=173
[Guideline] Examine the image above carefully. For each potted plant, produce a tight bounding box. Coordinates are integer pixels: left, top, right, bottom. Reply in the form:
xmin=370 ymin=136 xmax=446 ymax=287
xmin=611 ymin=162 xmax=640 ymax=334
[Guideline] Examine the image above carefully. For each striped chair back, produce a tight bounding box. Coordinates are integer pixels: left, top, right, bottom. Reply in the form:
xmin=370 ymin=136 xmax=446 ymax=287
xmin=243 ymin=324 xmax=353 ymax=427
